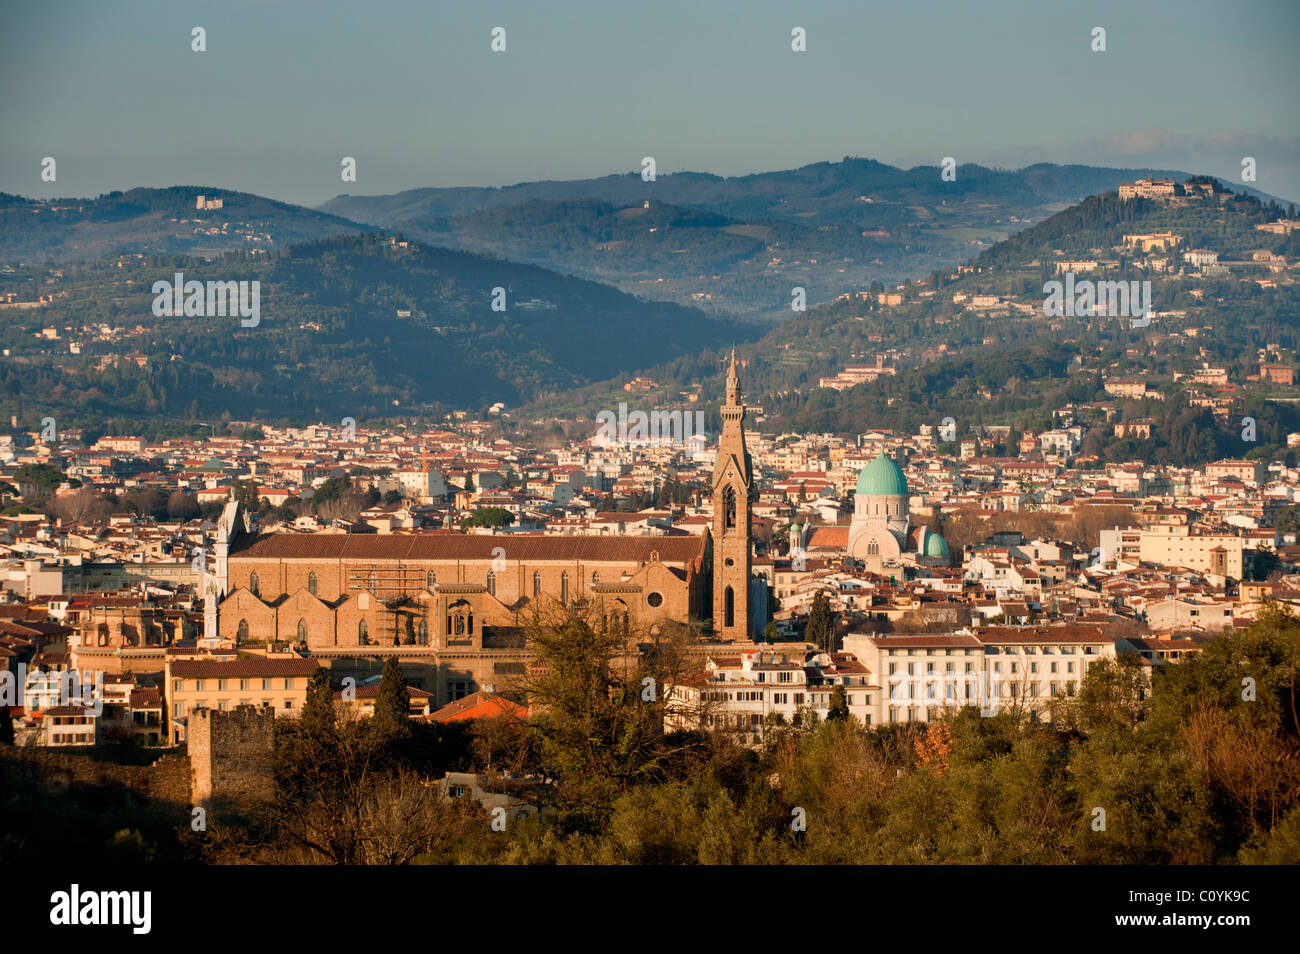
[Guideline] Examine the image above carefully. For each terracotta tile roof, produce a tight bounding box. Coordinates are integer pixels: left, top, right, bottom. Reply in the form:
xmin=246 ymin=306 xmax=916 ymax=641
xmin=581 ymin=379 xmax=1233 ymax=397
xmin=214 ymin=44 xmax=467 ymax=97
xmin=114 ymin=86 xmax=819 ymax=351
xmin=129 ymin=687 xmax=163 ymax=707
xmin=976 ymin=625 xmax=1111 ymax=644
xmin=424 ymin=691 xmax=526 ymax=723
xmin=42 ymin=705 xmax=97 ymax=717
xmin=807 ymin=526 xmax=849 ymax=548
xmin=334 ymin=684 xmax=434 ymax=700
xmin=232 ymin=532 xmax=707 ymax=565
xmin=168 ymin=658 xmax=319 ymax=678
xmin=860 ymin=633 xmax=984 ymax=649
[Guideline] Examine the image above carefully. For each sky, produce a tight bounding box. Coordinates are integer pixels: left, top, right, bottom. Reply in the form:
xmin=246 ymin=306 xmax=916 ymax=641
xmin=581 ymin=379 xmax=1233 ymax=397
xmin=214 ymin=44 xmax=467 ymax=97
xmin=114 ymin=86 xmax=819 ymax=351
xmin=2 ymin=0 xmax=1298 ymax=207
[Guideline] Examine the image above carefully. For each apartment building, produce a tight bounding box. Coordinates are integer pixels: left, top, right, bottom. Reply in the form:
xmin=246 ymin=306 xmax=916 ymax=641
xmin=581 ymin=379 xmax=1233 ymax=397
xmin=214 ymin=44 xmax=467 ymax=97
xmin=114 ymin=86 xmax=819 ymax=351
xmin=1145 ymin=597 xmax=1237 ymax=632
xmin=1205 ymin=459 xmax=1264 ymax=486
xmin=165 ymin=656 xmax=320 ymax=743
xmin=667 ymin=648 xmax=876 ymax=740
xmin=1137 ymin=525 xmax=1243 ymax=580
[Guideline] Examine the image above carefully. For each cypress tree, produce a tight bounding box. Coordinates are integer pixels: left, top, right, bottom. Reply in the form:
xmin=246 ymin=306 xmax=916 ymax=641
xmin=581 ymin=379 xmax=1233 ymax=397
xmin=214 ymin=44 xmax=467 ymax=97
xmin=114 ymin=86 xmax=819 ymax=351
xmin=372 ymin=656 xmax=411 ymax=741
xmin=300 ymin=666 xmax=335 ymax=738
xmin=827 ymin=684 xmax=849 ymax=722
xmin=806 ymin=591 xmax=834 ymax=654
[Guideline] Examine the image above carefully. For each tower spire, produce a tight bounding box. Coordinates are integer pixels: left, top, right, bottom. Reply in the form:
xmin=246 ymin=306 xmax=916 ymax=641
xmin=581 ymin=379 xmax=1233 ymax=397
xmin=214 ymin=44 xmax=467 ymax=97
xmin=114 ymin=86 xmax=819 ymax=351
xmin=726 ymin=349 xmax=741 ymax=406
xmin=713 ymin=355 xmax=754 ymax=639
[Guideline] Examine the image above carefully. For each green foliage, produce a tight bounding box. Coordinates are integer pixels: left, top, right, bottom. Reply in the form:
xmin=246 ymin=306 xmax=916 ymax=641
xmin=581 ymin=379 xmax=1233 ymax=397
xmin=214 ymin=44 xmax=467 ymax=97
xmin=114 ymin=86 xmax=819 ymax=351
xmin=805 ymin=591 xmax=834 ymax=653
xmin=372 ymin=658 xmax=412 ymax=743
xmin=520 ymin=604 xmax=708 ymax=824
xmin=827 ymin=684 xmax=849 ymax=722
xmin=13 ymin=463 xmax=66 ymax=494
xmin=462 ymin=506 xmax=515 ymax=529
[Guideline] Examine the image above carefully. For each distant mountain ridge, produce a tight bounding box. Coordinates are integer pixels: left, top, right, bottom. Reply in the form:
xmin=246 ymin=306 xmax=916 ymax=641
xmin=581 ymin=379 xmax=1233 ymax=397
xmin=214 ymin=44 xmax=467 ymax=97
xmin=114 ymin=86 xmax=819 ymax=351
xmin=0 ymin=231 xmax=753 ymax=427
xmin=518 ymin=174 xmax=1300 ymax=438
xmin=318 ymin=159 xmax=1284 ymax=320
xmin=0 ymin=186 xmax=371 ymax=264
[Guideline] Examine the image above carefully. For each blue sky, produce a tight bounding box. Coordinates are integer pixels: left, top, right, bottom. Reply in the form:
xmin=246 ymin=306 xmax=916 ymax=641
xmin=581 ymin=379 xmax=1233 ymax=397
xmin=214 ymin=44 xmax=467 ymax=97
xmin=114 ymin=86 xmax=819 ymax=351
xmin=2 ymin=0 xmax=1298 ymax=206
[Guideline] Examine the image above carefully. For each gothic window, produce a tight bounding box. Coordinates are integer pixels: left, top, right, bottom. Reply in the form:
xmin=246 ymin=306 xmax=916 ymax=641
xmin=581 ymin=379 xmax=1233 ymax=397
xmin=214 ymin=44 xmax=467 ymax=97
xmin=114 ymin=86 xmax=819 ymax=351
xmin=358 ymin=619 xmax=369 ymax=645
xmin=307 ymin=571 xmax=318 ymax=596
xmin=486 ymin=571 xmax=496 ymax=596
xmin=868 ymin=540 xmax=880 ymax=556
xmin=723 ymin=487 xmax=736 ymax=530
xmin=724 ymin=586 xmax=735 ymax=628
xmin=417 ymin=618 xmax=428 ymax=645
xmin=427 ymin=569 xmax=437 ymax=588
xmin=248 ymin=572 xmax=260 ymax=597
xmin=533 ymin=571 xmax=541 ymax=598
xmin=561 ymin=572 xmax=569 ymax=605
xmin=296 ymin=618 xmax=308 ymax=642
xmin=236 ymin=618 xmax=249 ymax=641
xmin=591 ymin=571 xmax=600 ymax=585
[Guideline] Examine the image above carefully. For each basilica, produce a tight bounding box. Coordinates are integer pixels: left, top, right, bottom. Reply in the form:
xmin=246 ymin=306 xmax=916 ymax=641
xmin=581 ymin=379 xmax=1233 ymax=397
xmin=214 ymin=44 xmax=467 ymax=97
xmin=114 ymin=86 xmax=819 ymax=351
xmin=202 ymin=356 xmax=765 ymax=707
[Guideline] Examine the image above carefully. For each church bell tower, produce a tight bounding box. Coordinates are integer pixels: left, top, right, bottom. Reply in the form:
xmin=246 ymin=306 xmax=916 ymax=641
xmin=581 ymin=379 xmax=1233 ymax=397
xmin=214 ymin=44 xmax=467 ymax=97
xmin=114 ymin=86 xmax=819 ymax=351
xmin=712 ymin=351 xmax=753 ymax=639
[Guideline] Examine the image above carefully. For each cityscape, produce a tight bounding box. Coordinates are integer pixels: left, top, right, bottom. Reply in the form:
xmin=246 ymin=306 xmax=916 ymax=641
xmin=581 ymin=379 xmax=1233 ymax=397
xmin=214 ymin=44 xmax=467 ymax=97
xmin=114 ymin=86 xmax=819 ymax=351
xmin=1 ymin=0 xmax=1295 ymax=934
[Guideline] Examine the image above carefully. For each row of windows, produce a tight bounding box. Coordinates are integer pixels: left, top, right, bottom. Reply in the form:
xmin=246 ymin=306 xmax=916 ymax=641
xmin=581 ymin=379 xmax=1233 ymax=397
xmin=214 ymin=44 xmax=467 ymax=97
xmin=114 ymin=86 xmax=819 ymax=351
xmin=253 ymin=569 xmax=621 ymax=599
xmin=173 ymin=700 xmax=294 ymax=717
xmin=889 ymin=661 xmax=1079 ymax=675
xmin=175 ymin=678 xmax=299 ymax=691
xmin=886 ymin=646 xmax=1097 ymax=657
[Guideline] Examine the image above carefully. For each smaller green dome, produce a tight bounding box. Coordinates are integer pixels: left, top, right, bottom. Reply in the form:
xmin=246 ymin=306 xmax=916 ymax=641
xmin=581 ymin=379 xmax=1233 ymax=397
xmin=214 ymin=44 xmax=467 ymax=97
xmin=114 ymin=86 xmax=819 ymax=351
xmin=856 ymin=453 xmax=909 ymax=497
xmin=790 ymin=521 xmax=801 ymax=533
xmin=924 ymin=531 xmax=950 ymax=558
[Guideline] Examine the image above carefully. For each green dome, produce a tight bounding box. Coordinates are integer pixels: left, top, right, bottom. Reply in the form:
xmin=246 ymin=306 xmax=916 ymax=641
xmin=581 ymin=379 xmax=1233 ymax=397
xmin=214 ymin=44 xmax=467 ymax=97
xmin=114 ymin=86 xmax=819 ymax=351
xmin=789 ymin=522 xmax=801 ymax=533
xmin=924 ymin=530 xmax=950 ymax=558
xmin=855 ymin=453 xmax=908 ymax=497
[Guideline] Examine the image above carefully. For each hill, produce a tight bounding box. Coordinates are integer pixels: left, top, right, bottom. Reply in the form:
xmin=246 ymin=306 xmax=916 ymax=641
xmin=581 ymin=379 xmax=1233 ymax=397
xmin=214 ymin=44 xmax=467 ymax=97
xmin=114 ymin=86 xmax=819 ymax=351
xmin=318 ymin=159 xmax=1285 ymax=321
xmin=0 ymin=232 xmax=751 ymax=429
xmin=0 ymin=186 xmax=371 ymax=263
xmin=518 ymin=179 xmax=1300 ymax=467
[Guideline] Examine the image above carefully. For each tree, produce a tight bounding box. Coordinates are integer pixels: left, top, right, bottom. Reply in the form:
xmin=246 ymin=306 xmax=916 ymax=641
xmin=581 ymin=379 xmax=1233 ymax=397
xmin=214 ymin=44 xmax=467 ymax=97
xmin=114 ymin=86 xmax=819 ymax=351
xmin=1056 ymin=654 xmax=1150 ymax=737
xmin=925 ymin=503 xmax=947 ymax=538
xmin=520 ymin=603 xmax=712 ymax=820
xmin=14 ymin=463 xmax=66 ymax=496
xmin=827 ymin=684 xmax=849 ymax=722
xmin=1275 ymin=504 xmax=1300 ymax=536
xmin=166 ymin=490 xmax=201 ymax=521
xmin=372 ymin=657 xmax=411 ymax=743
xmin=806 ymin=591 xmax=834 ymax=654
xmin=463 ymin=507 xmax=515 ymax=529
xmin=300 ymin=667 xmax=336 ymax=739
xmin=48 ymin=487 xmax=112 ymax=524
xmin=123 ymin=487 xmax=164 ymax=520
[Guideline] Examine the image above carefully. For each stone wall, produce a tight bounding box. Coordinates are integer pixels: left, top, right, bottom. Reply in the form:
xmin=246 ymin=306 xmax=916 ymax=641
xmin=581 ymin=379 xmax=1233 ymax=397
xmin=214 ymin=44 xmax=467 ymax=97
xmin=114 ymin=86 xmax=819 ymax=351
xmin=187 ymin=706 xmax=275 ymax=807
xmin=0 ymin=745 xmax=191 ymax=810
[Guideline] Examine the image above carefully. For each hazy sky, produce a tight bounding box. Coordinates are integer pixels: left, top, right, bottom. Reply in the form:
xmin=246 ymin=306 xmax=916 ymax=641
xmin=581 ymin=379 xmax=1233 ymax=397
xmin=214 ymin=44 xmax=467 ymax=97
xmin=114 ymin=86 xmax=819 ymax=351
xmin=3 ymin=0 xmax=1298 ymax=206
